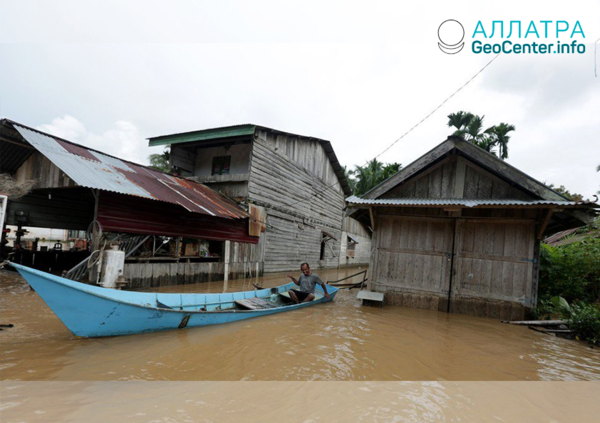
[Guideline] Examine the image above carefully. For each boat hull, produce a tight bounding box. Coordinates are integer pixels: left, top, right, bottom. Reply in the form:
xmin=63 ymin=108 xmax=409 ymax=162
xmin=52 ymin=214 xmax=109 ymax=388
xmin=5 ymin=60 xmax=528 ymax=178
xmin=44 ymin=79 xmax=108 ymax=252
xmin=10 ymin=263 xmax=337 ymax=338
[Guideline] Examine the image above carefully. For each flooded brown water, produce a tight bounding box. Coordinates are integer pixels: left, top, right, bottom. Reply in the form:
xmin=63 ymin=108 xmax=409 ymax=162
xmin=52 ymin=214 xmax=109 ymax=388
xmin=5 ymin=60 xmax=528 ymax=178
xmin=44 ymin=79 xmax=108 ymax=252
xmin=2 ymin=381 xmax=599 ymax=423
xmin=2 ymin=267 xmax=600 ymax=422
xmin=2 ymin=267 xmax=599 ymax=382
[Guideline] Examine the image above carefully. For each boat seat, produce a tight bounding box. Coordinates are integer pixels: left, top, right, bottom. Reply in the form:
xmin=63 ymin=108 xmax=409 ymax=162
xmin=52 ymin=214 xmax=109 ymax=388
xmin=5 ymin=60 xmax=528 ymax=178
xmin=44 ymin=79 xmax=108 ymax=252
xmin=235 ymin=297 xmax=279 ymax=310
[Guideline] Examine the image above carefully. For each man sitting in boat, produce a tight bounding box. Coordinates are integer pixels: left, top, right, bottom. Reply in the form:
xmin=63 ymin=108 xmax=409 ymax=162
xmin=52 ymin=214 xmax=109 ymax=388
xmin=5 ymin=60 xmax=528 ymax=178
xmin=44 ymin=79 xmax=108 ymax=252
xmin=286 ymin=263 xmax=330 ymax=303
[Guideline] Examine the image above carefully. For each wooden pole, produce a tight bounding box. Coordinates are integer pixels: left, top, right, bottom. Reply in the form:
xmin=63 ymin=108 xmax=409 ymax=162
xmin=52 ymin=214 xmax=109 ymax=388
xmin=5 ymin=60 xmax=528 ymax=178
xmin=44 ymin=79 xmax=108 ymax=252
xmin=537 ymin=209 xmax=554 ymax=240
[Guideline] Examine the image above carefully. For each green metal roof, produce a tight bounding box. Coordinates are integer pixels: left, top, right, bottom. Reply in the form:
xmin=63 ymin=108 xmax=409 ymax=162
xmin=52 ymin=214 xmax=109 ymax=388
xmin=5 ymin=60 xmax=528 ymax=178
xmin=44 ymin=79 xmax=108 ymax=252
xmin=148 ymin=124 xmax=256 ymax=147
xmin=148 ymin=123 xmax=353 ymax=196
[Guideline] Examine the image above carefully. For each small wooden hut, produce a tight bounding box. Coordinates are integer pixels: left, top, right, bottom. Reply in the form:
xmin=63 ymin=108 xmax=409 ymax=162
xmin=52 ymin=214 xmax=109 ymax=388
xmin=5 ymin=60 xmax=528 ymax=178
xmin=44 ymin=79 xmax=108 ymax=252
xmin=347 ymin=136 xmax=598 ymax=320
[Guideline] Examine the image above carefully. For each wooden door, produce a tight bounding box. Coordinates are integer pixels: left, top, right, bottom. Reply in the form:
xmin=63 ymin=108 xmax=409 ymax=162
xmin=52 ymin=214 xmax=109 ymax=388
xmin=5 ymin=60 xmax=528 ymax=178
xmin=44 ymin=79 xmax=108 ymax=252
xmin=452 ymin=219 xmax=536 ymax=305
xmin=374 ymin=215 xmax=454 ymax=296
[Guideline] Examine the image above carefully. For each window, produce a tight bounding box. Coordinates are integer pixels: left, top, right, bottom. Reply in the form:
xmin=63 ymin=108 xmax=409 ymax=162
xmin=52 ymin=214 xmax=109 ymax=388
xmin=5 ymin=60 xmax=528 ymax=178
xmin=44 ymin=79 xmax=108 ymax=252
xmin=212 ymin=156 xmax=231 ymax=175
xmin=346 ymin=235 xmax=357 ymax=258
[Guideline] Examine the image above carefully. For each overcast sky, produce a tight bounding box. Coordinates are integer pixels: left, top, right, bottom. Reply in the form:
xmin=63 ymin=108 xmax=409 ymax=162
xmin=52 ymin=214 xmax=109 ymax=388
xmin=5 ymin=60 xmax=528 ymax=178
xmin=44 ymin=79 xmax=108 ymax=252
xmin=1 ymin=0 xmax=599 ymax=198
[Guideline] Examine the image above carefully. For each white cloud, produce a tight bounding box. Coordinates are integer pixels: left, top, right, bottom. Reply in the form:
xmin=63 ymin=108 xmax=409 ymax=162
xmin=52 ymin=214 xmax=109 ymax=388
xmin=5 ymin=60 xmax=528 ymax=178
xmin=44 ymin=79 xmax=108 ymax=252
xmin=37 ymin=115 xmax=87 ymax=142
xmin=1 ymin=0 xmax=599 ymax=199
xmin=36 ymin=115 xmax=160 ymax=165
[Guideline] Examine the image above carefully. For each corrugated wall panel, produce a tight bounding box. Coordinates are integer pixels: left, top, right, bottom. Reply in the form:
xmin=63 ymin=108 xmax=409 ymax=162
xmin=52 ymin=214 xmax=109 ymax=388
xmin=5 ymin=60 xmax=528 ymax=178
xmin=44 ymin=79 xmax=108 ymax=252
xmin=97 ymin=192 xmax=258 ymax=244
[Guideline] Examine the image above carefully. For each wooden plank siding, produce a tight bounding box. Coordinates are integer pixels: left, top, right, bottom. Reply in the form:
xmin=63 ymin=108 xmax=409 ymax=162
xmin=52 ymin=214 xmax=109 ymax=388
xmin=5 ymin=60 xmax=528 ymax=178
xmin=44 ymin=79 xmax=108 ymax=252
xmin=380 ymin=156 xmax=533 ymax=201
xmin=452 ymin=219 xmax=535 ymax=305
xmin=373 ymin=215 xmax=453 ymax=296
xmin=249 ymin=134 xmax=345 ymax=272
xmin=158 ymin=126 xmax=368 ymax=277
xmin=371 ymin=212 xmax=537 ymax=320
xmin=15 ymin=152 xmax=77 ymax=189
xmin=339 ymin=216 xmax=372 ymax=267
xmin=123 ymin=236 xmax=265 ymax=288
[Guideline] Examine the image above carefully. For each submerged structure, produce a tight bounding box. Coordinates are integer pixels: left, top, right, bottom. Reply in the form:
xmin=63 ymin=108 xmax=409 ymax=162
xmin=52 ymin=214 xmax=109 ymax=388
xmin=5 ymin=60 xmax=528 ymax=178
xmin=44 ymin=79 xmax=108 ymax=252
xmin=347 ymin=136 xmax=597 ymax=320
xmin=0 ymin=119 xmax=259 ymax=287
xmin=149 ymin=124 xmax=371 ymax=273
xmin=1 ymin=119 xmax=371 ymax=287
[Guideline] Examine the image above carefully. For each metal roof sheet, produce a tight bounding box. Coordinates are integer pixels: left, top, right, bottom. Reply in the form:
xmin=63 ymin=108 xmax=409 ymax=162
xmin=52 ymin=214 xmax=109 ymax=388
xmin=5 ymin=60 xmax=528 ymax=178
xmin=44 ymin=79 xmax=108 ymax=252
xmin=345 ymin=196 xmax=592 ymax=208
xmin=148 ymin=124 xmax=256 ymax=147
xmin=12 ymin=123 xmax=248 ymax=220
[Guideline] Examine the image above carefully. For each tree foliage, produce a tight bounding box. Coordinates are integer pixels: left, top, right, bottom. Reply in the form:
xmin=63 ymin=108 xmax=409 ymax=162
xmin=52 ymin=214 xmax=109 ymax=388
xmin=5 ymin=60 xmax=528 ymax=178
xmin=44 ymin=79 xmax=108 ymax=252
xmin=447 ymin=111 xmax=515 ymax=160
xmin=547 ymin=184 xmax=585 ymax=202
xmin=345 ymin=159 xmax=402 ymax=196
xmin=539 ymin=238 xmax=600 ymax=304
xmin=148 ymin=148 xmax=171 ymax=173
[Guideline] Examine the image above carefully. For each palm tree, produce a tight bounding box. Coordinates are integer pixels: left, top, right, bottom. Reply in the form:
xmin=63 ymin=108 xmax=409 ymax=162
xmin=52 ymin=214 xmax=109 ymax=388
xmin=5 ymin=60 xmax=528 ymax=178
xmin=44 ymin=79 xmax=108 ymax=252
xmin=342 ymin=165 xmax=357 ymax=194
xmin=349 ymin=159 xmax=402 ymax=196
xmin=148 ymin=148 xmax=171 ymax=172
xmin=447 ymin=112 xmax=515 ymax=159
xmin=447 ymin=111 xmax=474 ymax=133
xmin=488 ymin=122 xmax=515 ymax=160
xmin=352 ymin=159 xmax=384 ymax=196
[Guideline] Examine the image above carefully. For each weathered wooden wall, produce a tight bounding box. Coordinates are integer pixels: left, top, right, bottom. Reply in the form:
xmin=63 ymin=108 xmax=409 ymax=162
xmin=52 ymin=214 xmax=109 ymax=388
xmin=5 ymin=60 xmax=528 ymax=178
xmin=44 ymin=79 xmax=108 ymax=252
xmin=249 ymin=132 xmax=345 ymax=272
xmin=170 ymin=146 xmax=195 ymax=175
xmin=382 ymin=156 xmax=531 ymax=200
xmin=124 ymin=261 xmax=225 ymax=289
xmin=15 ymin=152 xmax=76 ymax=189
xmin=338 ymin=216 xmax=372 ymax=267
xmin=169 ymin=129 xmax=348 ymax=274
xmin=124 ymin=237 xmax=266 ymax=288
xmin=370 ymin=210 xmax=538 ymax=320
xmin=193 ymin=144 xmax=252 ymax=176
xmin=226 ymin=236 xmax=266 ymax=278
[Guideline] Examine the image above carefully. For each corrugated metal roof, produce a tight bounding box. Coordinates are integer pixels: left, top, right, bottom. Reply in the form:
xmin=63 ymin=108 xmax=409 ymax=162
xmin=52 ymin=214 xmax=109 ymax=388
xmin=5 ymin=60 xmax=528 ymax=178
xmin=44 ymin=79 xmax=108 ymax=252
xmin=11 ymin=122 xmax=248 ymax=220
xmin=345 ymin=196 xmax=593 ymax=208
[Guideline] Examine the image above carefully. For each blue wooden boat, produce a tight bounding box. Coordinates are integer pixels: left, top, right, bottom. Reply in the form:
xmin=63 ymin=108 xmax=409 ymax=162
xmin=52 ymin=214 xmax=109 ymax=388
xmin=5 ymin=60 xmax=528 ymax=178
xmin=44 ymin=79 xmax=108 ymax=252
xmin=9 ymin=263 xmax=338 ymax=338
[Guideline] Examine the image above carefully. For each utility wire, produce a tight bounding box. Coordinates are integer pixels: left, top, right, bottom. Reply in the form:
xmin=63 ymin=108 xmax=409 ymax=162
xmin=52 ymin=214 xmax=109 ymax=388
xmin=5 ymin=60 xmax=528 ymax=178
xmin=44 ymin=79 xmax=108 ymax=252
xmin=372 ymin=53 xmax=501 ymax=160
xmin=285 ymin=53 xmax=502 ymax=206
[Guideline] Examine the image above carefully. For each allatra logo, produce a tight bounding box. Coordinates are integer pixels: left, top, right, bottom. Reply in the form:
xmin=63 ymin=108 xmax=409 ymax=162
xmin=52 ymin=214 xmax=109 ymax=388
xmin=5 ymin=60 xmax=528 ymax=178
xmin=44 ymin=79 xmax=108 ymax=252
xmin=438 ymin=20 xmax=465 ymax=54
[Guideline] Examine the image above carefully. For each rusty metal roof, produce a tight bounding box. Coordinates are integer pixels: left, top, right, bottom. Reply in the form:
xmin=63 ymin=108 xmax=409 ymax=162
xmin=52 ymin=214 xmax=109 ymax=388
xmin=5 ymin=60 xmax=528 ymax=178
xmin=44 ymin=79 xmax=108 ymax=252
xmin=345 ymin=196 xmax=596 ymax=208
xmin=10 ymin=122 xmax=248 ymax=220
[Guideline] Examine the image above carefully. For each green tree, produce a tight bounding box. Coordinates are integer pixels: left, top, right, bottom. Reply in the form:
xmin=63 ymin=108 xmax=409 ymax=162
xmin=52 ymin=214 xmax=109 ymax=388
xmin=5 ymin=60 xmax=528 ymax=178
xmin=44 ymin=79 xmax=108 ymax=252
xmin=488 ymin=122 xmax=515 ymax=160
xmin=148 ymin=148 xmax=171 ymax=173
xmin=348 ymin=159 xmax=402 ymax=196
xmin=447 ymin=111 xmax=515 ymax=160
xmin=342 ymin=165 xmax=357 ymax=194
xmin=547 ymin=184 xmax=585 ymax=202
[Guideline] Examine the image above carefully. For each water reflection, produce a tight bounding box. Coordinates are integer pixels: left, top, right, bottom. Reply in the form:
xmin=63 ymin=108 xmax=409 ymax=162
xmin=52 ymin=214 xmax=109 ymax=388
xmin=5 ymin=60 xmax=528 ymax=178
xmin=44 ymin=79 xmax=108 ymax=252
xmin=2 ymin=381 xmax=599 ymax=423
xmin=1 ymin=268 xmax=599 ymax=381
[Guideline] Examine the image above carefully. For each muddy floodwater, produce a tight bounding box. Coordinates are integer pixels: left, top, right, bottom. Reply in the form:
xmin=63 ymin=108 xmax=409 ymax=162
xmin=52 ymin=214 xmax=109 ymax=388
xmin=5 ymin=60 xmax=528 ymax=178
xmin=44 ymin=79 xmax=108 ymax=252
xmin=2 ymin=267 xmax=599 ymax=382
xmin=2 ymin=267 xmax=600 ymax=422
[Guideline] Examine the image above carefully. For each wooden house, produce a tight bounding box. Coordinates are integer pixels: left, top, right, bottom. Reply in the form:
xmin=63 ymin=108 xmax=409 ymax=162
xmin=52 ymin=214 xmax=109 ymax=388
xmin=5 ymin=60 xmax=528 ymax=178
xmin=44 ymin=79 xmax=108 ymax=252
xmin=347 ymin=136 xmax=597 ymax=320
xmin=149 ymin=124 xmax=372 ymax=273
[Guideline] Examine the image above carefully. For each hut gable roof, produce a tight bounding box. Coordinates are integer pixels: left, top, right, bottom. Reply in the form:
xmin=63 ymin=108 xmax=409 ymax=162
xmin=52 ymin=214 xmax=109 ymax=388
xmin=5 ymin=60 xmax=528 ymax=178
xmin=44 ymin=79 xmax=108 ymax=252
xmin=363 ymin=137 xmax=566 ymax=202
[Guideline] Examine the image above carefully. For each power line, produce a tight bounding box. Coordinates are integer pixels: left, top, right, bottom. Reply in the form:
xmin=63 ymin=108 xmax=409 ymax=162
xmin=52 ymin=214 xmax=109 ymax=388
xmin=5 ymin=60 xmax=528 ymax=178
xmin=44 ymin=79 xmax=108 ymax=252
xmin=372 ymin=53 xmax=501 ymax=161
xmin=285 ymin=53 xmax=502 ymax=206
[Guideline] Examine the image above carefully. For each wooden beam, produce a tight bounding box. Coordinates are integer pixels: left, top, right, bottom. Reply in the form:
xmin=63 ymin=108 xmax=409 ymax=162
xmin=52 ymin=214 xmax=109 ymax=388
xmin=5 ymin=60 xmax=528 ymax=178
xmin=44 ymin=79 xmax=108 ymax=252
xmin=453 ymin=157 xmax=466 ymax=198
xmin=537 ymin=209 xmax=554 ymax=239
xmin=369 ymin=207 xmax=376 ymax=230
xmin=0 ymin=136 xmax=34 ymax=149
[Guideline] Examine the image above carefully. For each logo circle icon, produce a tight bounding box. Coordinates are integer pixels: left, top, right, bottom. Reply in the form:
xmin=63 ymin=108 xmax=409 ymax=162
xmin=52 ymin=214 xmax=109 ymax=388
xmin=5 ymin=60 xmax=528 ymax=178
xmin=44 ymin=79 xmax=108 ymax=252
xmin=438 ymin=20 xmax=465 ymax=54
